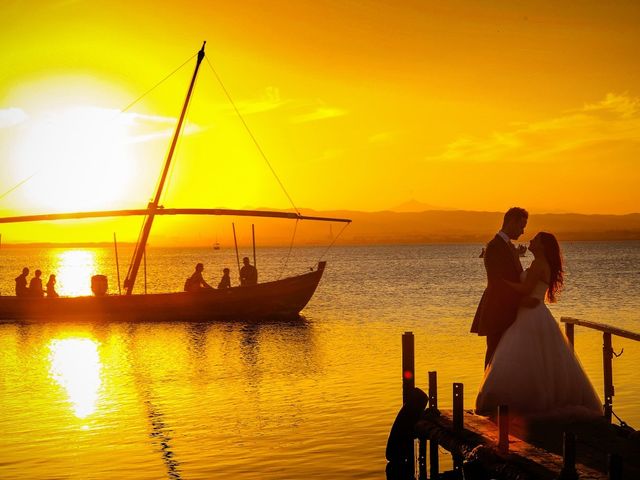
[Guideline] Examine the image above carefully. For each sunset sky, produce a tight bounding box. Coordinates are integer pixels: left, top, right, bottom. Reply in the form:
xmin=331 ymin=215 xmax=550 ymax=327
xmin=1 ymin=0 xmax=639 ymax=228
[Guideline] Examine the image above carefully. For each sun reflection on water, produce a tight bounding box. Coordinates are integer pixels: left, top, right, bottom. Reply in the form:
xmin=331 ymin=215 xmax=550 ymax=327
xmin=48 ymin=338 xmax=102 ymax=419
xmin=54 ymin=250 xmax=98 ymax=296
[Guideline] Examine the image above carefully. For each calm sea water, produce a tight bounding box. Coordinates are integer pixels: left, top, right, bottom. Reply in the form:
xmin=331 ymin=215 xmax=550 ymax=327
xmin=0 ymin=242 xmax=639 ymax=479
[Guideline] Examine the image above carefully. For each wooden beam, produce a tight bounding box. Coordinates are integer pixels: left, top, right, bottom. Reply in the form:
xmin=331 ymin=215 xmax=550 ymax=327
xmin=561 ymin=317 xmax=640 ymax=342
xmin=0 ymin=208 xmax=352 ymax=224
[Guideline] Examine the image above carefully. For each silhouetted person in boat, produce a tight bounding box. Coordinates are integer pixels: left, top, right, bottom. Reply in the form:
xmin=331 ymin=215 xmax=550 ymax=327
xmin=240 ymin=257 xmax=258 ymax=286
xmin=15 ymin=267 xmax=29 ymax=297
xmin=29 ymin=269 xmax=44 ymax=297
xmin=218 ymin=268 xmax=231 ymax=289
xmin=184 ymin=263 xmax=213 ymax=292
xmin=47 ymin=274 xmax=59 ymax=298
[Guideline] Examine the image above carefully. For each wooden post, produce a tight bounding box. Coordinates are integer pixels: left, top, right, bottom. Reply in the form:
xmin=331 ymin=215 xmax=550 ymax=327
xmin=565 ymin=322 xmax=575 ymax=351
xmin=252 ymin=223 xmax=256 ymax=270
xmin=453 ymin=383 xmax=463 ymax=433
xmin=143 ymin=247 xmax=147 ymax=295
xmin=603 ymin=332 xmax=614 ymax=422
xmin=113 ymin=232 xmax=122 ymax=295
xmin=429 ymin=439 xmax=439 ymax=480
xmin=498 ymin=405 xmax=509 ymax=454
xmin=428 ymin=371 xmax=439 ymax=478
xmin=401 ymin=332 xmax=415 ymax=405
xmin=428 ymin=371 xmax=438 ymax=410
xmin=232 ymin=222 xmax=241 ymax=277
xmin=558 ymin=431 xmax=578 ymax=480
xmin=608 ymin=453 xmax=623 ymax=480
xmin=418 ymin=438 xmax=426 ymax=480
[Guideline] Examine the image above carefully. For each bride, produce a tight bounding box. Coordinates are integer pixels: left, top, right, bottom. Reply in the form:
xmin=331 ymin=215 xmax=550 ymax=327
xmin=475 ymin=232 xmax=602 ymax=416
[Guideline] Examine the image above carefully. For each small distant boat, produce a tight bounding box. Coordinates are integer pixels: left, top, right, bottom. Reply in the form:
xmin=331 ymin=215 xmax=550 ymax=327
xmin=479 ymin=247 xmax=485 ymax=258
xmin=0 ymin=42 xmax=351 ymax=322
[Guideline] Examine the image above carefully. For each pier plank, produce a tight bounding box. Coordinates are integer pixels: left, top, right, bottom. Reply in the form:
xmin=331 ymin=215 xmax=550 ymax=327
xmin=416 ymin=409 xmax=611 ymax=479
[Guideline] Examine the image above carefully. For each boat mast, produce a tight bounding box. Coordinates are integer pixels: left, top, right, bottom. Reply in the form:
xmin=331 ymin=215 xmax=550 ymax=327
xmin=123 ymin=42 xmax=206 ymax=295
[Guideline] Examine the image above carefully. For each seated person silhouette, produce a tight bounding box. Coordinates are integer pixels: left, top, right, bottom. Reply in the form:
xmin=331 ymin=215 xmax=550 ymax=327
xmin=29 ymin=269 xmax=45 ymax=297
xmin=218 ymin=268 xmax=231 ymax=289
xmin=15 ymin=267 xmax=30 ymax=297
xmin=184 ymin=263 xmax=213 ymax=292
xmin=47 ymin=274 xmax=59 ymax=298
xmin=239 ymin=257 xmax=258 ymax=286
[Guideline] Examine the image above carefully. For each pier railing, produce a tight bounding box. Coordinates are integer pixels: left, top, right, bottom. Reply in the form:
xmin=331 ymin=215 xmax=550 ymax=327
xmin=561 ymin=316 xmax=640 ymax=423
xmin=391 ymin=331 xmax=638 ymax=480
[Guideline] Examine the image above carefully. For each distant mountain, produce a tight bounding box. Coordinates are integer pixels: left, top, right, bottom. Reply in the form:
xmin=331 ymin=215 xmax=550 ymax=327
xmin=4 ymin=208 xmax=640 ymax=247
xmin=284 ymin=209 xmax=640 ymax=245
xmin=388 ymin=199 xmax=454 ymax=212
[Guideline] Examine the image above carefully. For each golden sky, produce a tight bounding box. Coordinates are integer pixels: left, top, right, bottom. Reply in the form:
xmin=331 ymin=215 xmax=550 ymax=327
xmin=1 ymin=0 xmax=639 ymax=224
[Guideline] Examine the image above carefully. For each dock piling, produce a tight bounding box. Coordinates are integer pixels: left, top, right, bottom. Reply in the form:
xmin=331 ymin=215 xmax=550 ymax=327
xmin=608 ymin=453 xmax=623 ymax=480
xmin=402 ymin=332 xmax=415 ymax=405
xmin=498 ymin=405 xmax=509 ymax=454
xmin=428 ymin=371 xmax=438 ymax=411
xmin=603 ymin=332 xmax=614 ymax=422
xmin=453 ymin=383 xmax=463 ymax=433
xmin=428 ymin=371 xmax=439 ymax=478
xmin=565 ymin=322 xmax=575 ymax=351
xmin=558 ymin=431 xmax=578 ymax=480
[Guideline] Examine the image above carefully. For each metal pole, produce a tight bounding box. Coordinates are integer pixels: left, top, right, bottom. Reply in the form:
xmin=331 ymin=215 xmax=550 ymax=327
xmin=113 ymin=233 xmax=122 ymax=295
xmin=252 ymin=223 xmax=256 ymax=269
xmin=232 ymin=222 xmax=241 ymax=276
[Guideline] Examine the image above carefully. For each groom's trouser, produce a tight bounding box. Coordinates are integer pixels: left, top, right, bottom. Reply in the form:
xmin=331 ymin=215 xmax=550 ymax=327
xmin=485 ymin=333 xmax=502 ymax=369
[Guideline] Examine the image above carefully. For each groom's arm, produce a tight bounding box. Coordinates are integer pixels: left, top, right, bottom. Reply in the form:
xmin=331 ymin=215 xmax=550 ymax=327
xmin=484 ymin=241 xmax=510 ymax=286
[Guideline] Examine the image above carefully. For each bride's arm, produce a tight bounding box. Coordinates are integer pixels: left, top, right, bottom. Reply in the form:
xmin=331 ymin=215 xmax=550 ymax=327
xmin=503 ymin=261 xmax=542 ymax=295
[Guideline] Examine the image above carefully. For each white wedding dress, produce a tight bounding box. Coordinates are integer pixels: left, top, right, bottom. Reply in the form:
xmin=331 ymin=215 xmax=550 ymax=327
xmin=475 ymin=270 xmax=603 ymax=417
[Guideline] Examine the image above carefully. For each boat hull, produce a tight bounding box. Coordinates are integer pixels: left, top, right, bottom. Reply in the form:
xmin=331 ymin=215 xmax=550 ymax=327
xmin=0 ymin=262 xmax=326 ymax=323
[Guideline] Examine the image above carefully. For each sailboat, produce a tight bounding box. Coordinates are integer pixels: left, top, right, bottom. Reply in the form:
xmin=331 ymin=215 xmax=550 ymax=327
xmin=0 ymin=42 xmax=351 ymax=322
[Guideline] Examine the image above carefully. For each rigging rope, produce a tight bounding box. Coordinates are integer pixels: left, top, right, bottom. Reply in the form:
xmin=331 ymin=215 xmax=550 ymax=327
xmin=158 ymin=71 xmax=199 ymax=207
xmin=278 ymin=218 xmax=299 ymax=280
xmin=316 ymin=221 xmax=350 ymax=264
xmin=0 ymin=53 xmax=196 ymax=205
xmin=119 ymin=53 xmax=197 ymax=115
xmin=204 ymin=56 xmax=300 ymax=215
xmin=0 ymin=172 xmax=38 ymax=202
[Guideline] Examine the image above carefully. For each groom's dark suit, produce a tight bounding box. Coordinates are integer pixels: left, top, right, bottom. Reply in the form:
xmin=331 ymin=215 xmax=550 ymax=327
xmin=471 ymin=234 xmax=524 ymax=368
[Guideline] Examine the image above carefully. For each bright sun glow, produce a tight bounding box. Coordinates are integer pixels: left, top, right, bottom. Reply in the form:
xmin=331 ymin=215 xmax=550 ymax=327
xmin=48 ymin=337 xmax=102 ymax=419
xmin=54 ymin=250 xmax=98 ymax=296
xmin=11 ymin=106 xmax=138 ymax=212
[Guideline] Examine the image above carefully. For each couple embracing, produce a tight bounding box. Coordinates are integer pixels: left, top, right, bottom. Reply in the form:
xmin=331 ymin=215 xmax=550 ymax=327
xmin=472 ymin=207 xmax=602 ymax=417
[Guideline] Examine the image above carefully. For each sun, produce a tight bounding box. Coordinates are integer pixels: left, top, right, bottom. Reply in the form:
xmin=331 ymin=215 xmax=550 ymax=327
xmin=2 ymin=76 xmax=175 ymax=214
xmin=10 ymin=105 xmax=139 ymax=212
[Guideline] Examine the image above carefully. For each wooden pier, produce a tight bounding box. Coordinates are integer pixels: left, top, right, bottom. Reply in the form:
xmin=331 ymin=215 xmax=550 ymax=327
xmin=386 ymin=325 xmax=640 ymax=479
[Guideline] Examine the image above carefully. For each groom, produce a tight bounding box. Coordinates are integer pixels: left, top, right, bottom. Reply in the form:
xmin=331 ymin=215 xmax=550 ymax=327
xmin=471 ymin=207 xmax=532 ymax=368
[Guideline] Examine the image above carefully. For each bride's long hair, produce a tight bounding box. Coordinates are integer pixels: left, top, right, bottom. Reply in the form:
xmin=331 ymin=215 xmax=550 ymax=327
xmin=539 ymin=232 xmax=564 ymax=303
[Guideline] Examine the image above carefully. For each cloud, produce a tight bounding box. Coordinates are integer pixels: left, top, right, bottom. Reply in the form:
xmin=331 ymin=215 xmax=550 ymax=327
xmin=216 ymin=87 xmax=346 ymax=124
xmin=291 ymin=106 xmax=347 ymax=124
xmin=427 ymin=93 xmax=640 ymax=163
xmin=0 ymin=108 xmax=28 ymax=128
